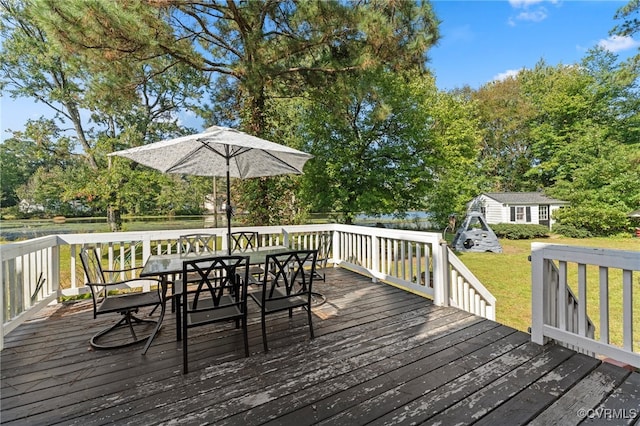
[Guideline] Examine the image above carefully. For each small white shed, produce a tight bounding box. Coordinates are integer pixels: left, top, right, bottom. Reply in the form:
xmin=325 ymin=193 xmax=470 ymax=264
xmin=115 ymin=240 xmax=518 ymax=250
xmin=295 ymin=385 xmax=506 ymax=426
xmin=471 ymin=192 xmax=569 ymax=229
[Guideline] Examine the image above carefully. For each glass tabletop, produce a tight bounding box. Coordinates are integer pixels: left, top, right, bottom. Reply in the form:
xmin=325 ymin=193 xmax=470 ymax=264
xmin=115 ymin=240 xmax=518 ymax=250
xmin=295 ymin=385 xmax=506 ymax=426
xmin=140 ymin=245 xmax=290 ymax=277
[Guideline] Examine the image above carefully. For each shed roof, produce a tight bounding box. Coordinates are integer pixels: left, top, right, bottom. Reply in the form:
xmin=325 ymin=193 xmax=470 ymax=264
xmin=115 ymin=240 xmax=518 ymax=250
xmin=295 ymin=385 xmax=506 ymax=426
xmin=482 ymin=192 xmax=569 ymax=205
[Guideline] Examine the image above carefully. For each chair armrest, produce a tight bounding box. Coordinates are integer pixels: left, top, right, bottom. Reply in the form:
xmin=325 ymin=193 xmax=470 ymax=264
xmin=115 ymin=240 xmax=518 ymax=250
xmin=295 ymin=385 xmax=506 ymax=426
xmin=102 ymin=266 xmax=143 ymax=274
xmin=86 ymin=277 xmax=162 ymax=288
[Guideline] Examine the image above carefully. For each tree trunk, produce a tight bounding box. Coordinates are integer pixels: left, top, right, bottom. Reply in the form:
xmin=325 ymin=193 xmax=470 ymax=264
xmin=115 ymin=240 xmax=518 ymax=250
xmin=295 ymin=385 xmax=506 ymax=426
xmin=107 ymin=206 xmax=122 ymax=232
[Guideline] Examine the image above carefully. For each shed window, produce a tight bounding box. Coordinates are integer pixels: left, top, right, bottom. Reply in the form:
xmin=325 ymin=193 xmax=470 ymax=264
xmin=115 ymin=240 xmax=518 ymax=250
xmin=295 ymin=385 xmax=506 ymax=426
xmin=510 ymin=206 xmax=531 ymax=223
xmin=539 ymin=205 xmax=549 ymax=220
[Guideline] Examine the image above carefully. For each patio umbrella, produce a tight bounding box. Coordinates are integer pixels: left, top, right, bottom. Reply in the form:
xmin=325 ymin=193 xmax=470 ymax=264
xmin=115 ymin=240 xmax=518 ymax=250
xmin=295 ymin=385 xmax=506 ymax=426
xmin=108 ymin=126 xmax=313 ymax=253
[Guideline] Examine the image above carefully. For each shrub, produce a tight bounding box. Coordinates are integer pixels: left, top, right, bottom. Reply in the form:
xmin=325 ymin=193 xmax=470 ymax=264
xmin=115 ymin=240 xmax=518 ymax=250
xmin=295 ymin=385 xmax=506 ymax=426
xmin=491 ymin=223 xmax=550 ymax=239
xmin=553 ymin=204 xmax=631 ymax=237
xmin=552 ymin=224 xmax=593 ymax=238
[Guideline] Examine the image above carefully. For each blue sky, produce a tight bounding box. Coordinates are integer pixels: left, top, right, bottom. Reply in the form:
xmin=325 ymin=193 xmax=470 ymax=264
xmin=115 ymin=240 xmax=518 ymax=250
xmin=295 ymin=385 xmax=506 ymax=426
xmin=1 ymin=0 xmax=638 ymax=142
xmin=429 ymin=0 xmax=638 ymax=90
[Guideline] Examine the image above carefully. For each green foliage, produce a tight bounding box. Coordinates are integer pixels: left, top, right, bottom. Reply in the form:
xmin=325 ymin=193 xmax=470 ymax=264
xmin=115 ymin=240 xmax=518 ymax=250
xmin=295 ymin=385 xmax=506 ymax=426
xmin=2 ymin=0 xmax=639 ymax=232
xmin=422 ymin=90 xmax=483 ymax=227
xmin=552 ymin=224 xmax=593 ymax=239
xmin=490 ymin=223 xmax=550 ymax=239
xmin=612 ymin=0 xmax=640 ymax=40
xmin=472 ymin=75 xmax=537 ymax=192
xmin=33 ymin=0 xmax=441 ymax=225
xmin=300 ymin=70 xmax=481 ymax=226
xmin=1 ymin=0 xmax=208 ymax=227
xmin=474 ymin=51 xmax=639 ymax=237
xmin=300 ymin=70 xmax=430 ymax=222
xmin=553 ymin=203 xmax=632 ymax=237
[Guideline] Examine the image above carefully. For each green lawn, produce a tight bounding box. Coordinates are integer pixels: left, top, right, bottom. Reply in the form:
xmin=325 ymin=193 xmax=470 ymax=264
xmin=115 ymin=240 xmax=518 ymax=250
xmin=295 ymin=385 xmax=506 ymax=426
xmin=456 ymin=236 xmax=640 ymax=347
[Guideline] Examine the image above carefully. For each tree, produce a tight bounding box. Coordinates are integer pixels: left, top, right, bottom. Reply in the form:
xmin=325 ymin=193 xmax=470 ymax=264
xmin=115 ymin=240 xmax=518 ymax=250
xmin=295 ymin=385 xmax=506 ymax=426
xmin=519 ymin=55 xmax=640 ymax=235
xmin=424 ymin=89 xmax=483 ymax=227
xmin=35 ymin=0 xmax=440 ymax=225
xmin=0 ymin=118 xmax=80 ymax=212
xmin=472 ymin=75 xmax=537 ymax=192
xmin=611 ymin=0 xmax=640 ymax=44
xmin=467 ymin=49 xmax=639 ymax=236
xmin=299 ymin=70 xmax=480 ymax=227
xmin=1 ymin=0 xmax=207 ymax=228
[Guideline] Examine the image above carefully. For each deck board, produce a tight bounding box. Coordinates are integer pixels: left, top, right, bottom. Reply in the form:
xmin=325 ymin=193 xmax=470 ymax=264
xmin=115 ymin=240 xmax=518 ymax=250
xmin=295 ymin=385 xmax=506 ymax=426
xmin=1 ymin=268 xmax=637 ymax=425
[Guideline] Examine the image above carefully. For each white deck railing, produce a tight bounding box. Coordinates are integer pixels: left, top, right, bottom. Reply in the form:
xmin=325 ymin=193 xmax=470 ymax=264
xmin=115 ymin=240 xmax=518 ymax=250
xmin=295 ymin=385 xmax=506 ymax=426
xmin=531 ymin=242 xmax=640 ymax=368
xmin=444 ymin=246 xmax=496 ymax=320
xmin=0 ymin=223 xmax=496 ymax=350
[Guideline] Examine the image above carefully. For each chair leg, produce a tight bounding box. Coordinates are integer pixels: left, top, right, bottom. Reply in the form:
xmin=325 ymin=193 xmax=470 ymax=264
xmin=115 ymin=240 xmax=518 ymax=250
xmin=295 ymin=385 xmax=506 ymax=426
xmin=307 ymin=306 xmax=314 ymax=339
xmin=170 ymin=280 xmax=176 ymax=313
xmin=243 ymin=316 xmax=249 ymax=357
xmin=183 ymin=321 xmax=188 ymax=374
xmin=261 ymin=313 xmax=268 ymax=353
xmin=125 ymin=313 xmax=138 ymax=341
xmin=176 ymin=295 xmax=182 ymax=341
xmin=90 ymin=312 xmax=157 ymax=350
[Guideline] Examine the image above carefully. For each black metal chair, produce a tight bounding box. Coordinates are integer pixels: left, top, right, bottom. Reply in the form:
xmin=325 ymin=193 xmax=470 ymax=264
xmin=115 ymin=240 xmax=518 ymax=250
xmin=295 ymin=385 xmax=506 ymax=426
xmin=292 ymin=233 xmax=332 ymax=306
xmin=171 ymin=233 xmax=219 ymax=312
xmin=312 ymin=232 xmax=333 ymax=282
xmin=230 ymin=231 xmax=264 ymax=281
xmin=249 ymin=250 xmax=317 ymax=353
xmin=79 ymin=247 xmax=162 ymax=350
xmin=177 ymin=255 xmax=250 ymax=374
xmin=230 ymin=231 xmax=259 ymax=250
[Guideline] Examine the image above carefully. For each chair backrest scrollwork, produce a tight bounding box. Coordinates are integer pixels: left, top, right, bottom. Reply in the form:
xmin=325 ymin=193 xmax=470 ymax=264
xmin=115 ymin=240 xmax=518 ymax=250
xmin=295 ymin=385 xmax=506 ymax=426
xmin=230 ymin=231 xmax=259 ymax=251
xmin=178 ymin=234 xmax=218 ymax=254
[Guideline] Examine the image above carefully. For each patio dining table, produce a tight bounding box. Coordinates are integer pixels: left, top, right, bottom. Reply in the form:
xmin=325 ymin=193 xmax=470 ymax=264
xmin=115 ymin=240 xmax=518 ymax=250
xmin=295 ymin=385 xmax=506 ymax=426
xmin=138 ymin=245 xmax=290 ymax=354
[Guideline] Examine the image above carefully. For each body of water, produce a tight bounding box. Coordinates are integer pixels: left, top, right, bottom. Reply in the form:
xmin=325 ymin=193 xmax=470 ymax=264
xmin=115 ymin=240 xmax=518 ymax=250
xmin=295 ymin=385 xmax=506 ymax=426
xmin=0 ymin=216 xmax=210 ymax=241
xmin=0 ymin=211 xmax=436 ymax=241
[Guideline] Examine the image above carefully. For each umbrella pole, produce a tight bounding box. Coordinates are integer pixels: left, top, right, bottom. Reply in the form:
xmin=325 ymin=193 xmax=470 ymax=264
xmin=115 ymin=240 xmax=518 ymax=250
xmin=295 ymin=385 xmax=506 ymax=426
xmin=226 ymin=156 xmax=232 ymax=254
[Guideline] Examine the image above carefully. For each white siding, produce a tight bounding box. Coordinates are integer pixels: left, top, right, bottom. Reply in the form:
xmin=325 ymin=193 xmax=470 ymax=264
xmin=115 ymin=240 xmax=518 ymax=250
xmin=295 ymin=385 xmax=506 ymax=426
xmin=476 ymin=195 xmax=504 ymax=224
xmin=472 ymin=193 xmax=568 ymax=229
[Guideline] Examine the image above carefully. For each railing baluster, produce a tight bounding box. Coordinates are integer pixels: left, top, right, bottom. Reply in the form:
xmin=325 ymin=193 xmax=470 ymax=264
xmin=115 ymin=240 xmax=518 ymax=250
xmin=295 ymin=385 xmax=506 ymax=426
xmin=623 ymin=269 xmax=633 ymax=352
xmin=578 ymin=263 xmax=587 ymax=337
xmin=599 ymin=266 xmax=609 ymax=344
xmin=558 ymin=261 xmax=567 ymax=331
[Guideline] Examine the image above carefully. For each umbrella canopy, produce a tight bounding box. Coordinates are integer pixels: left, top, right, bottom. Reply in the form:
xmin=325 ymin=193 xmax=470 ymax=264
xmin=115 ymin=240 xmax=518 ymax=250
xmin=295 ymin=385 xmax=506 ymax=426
xmin=108 ymin=126 xmax=313 ymax=252
xmin=108 ymin=126 xmax=312 ymax=178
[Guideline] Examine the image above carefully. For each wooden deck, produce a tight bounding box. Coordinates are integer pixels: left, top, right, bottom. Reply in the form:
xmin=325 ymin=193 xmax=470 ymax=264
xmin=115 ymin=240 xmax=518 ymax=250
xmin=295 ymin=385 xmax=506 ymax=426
xmin=1 ymin=268 xmax=638 ymax=425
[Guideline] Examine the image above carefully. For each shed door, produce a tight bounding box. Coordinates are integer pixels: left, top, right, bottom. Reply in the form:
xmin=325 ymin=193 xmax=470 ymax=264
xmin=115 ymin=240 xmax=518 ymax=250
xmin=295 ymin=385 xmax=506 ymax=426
xmin=539 ymin=204 xmax=550 ymax=228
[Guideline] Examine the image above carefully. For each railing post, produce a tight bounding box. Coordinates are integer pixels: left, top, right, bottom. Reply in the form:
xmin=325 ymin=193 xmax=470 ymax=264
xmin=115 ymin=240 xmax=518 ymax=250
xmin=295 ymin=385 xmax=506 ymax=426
xmin=51 ymin=242 xmax=61 ymax=299
xmin=434 ymin=240 xmax=450 ymax=307
xmin=332 ymin=228 xmax=340 ymax=267
xmin=282 ymin=228 xmax=290 ymax=248
xmin=530 ymin=243 xmax=545 ymax=345
xmin=371 ymin=234 xmax=379 ymax=283
xmin=142 ymin=236 xmax=151 ymax=265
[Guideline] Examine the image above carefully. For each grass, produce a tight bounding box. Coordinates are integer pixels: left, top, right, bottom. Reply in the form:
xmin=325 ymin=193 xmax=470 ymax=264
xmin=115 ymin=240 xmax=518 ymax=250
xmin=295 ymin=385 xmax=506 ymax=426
xmin=457 ymin=236 xmax=640 ymax=348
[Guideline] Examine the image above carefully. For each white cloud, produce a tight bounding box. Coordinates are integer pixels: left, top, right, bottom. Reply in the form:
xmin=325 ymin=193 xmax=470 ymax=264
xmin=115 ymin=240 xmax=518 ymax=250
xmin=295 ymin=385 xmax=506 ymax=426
xmin=492 ymin=69 xmax=523 ymax=82
xmin=509 ymin=0 xmax=544 ymax=8
xmin=508 ymin=0 xmax=558 ymax=25
xmin=516 ymin=8 xmax=548 ymax=22
xmin=597 ymin=35 xmax=640 ymax=53
xmin=509 ymin=0 xmax=558 ymax=8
